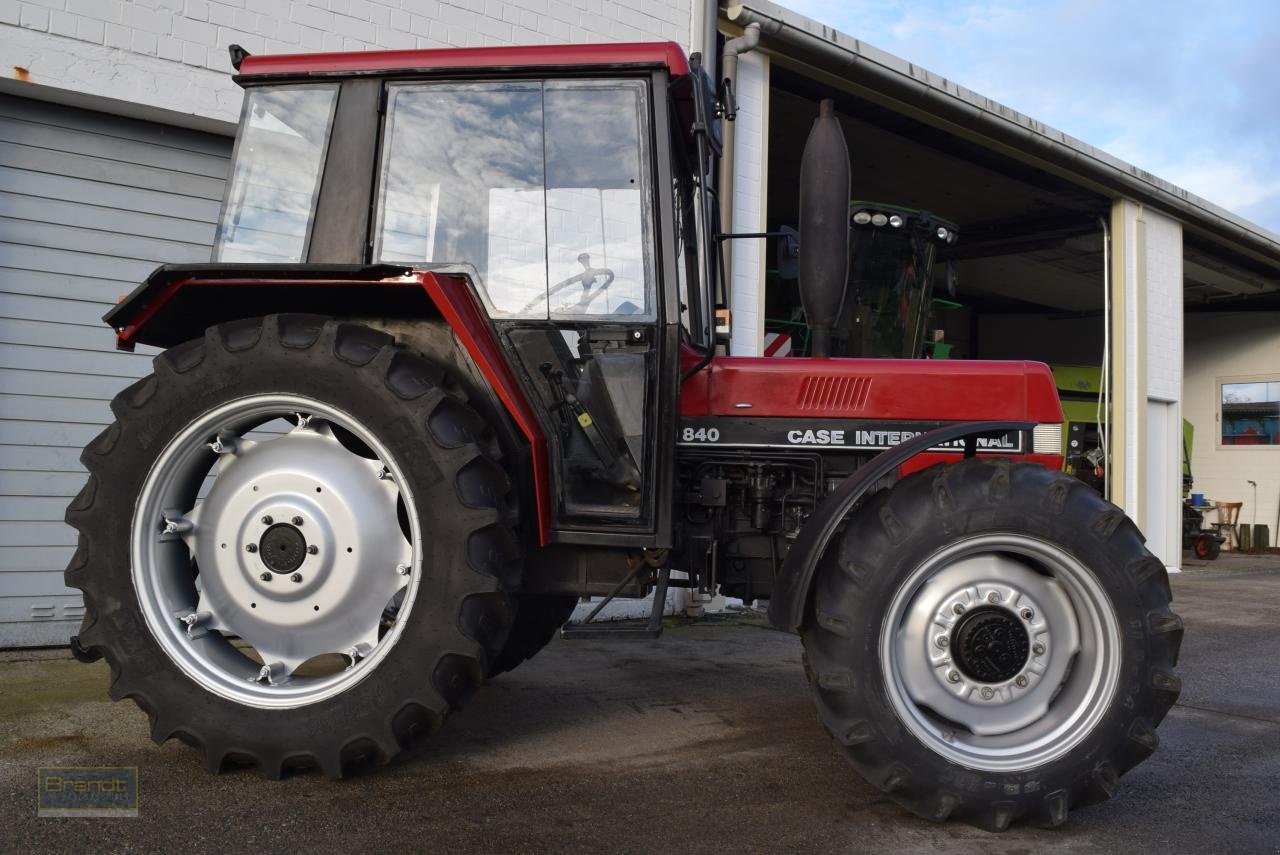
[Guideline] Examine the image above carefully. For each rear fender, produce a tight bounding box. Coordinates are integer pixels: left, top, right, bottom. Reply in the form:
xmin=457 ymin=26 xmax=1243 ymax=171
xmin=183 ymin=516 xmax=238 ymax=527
xmin=106 ymin=263 xmax=552 ymax=543
xmin=767 ymin=420 xmax=1034 ymax=633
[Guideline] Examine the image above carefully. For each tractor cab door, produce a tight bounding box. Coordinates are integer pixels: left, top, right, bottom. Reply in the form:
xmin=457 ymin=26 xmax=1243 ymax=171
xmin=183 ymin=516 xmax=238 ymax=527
xmin=372 ymin=75 xmax=680 ymax=545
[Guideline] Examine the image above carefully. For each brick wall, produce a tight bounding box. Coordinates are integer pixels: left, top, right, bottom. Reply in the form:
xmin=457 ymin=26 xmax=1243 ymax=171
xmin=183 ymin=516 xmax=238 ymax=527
xmin=3 ymin=0 xmax=693 ymax=126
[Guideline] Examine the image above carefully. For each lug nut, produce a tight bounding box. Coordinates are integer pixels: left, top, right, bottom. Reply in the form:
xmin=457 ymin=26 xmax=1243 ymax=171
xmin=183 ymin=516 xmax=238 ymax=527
xmin=952 ymin=603 xmax=966 ymax=615
xmin=1032 ymin=642 xmax=1046 ymax=656
xmin=291 ymin=573 xmax=303 ymax=583
xmin=307 ymin=545 xmax=319 ymax=555
xmin=292 ymin=516 xmax=304 ymax=526
xmin=980 ymin=687 xmax=995 ymax=700
xmin=946 ymin=670 xmax=961 ymax=683
xmin=1015 ymin=675 xmax=1029 ymax=688
xmin=935 ymin=635 xmax=949 ymax=649
xmin=245 ymin=543 xmax=258 ymax=553
xmin=259 ymin=572 xmax=271 ymax=582
xmin=261 ymin=515 xmax=273 ymax=525
xmin=986 ymin=591 xmax=1001 ymax=604
xmin=1020 ymin=608 xmax=1035 ymax=621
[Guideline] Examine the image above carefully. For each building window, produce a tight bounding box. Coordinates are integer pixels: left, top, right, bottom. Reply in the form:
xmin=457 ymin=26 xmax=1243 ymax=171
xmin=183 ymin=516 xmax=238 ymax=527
xmin=1220 ymin=377 xmax=1280 ymax=446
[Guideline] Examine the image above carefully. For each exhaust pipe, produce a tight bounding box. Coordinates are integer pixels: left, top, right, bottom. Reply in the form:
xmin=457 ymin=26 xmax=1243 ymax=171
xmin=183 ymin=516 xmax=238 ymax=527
xmin=798 ymin=99 xmax=851 ymax=358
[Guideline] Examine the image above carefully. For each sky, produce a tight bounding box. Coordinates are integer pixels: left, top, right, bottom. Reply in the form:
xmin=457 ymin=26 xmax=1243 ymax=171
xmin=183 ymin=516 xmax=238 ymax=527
xmin=778 ymin=0 xmax=1280 ymax=235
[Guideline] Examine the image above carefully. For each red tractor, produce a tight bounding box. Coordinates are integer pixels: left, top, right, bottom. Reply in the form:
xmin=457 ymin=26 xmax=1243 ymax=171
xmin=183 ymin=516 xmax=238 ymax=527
xmin=66 ymin=42 xmax=1181 ymax=830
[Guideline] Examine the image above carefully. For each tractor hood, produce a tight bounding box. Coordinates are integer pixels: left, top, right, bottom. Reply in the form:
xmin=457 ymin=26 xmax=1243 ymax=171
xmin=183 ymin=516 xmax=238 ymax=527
xmin=679 ymin=352 xmax=1064 ymax=425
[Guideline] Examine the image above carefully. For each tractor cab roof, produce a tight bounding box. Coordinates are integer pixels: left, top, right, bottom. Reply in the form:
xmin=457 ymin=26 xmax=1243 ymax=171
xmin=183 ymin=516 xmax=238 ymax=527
xmin=235 ymin=41 xmax=690 ymax=81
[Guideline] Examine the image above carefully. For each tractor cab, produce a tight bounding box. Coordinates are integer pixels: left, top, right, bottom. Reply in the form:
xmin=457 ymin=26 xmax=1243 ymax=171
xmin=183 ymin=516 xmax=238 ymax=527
xmin=841 ymin=202 xmax=958 ymax=358
xmin=202 ymin=45 xmax=712 ymax=543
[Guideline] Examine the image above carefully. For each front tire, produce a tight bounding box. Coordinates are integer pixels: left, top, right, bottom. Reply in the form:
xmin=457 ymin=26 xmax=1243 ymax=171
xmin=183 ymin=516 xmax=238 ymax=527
xmin=65 ymin=315 xmax=519 ymax=777
xmin=803 ymin=458 xmax=1182 ymax=830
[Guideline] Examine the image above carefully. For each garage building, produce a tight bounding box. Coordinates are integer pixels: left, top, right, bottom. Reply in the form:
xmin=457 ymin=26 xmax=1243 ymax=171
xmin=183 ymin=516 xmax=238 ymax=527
xmin=1 ymin=0 xmax=1277 ymax=646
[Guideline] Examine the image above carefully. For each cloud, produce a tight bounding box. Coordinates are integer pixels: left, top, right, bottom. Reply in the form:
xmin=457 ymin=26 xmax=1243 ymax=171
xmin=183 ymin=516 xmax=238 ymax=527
xmin=777 ymin=0 xmax=1280 ymax=234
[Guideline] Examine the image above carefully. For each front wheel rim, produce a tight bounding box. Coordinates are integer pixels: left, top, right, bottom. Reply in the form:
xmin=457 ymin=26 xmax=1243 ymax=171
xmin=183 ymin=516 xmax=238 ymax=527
xmin=131 ymin=394 xmax=422 ymax=709
xmin=880 ymin=533 xmax=1122 ymax=772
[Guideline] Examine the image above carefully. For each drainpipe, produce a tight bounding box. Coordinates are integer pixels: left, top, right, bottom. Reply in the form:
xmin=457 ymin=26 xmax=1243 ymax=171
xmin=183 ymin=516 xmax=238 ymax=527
xmin=692 ymin=0 xmax=719 ymax=80
xmin=716 ymin=21 xmax=761 ymax=311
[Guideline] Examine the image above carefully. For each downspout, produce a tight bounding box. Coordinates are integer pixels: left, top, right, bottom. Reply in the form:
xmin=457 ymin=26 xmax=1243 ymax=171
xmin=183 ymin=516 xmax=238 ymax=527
xmin=693 ymin=0 xmax=718 ymax=79
xmin=716 ymin=22 xmax=761 ymax=311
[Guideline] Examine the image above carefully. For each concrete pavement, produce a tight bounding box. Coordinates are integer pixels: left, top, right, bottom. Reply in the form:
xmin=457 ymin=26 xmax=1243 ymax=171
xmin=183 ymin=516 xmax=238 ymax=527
xmin=3 ymin=558 xmax=1278 ymax=853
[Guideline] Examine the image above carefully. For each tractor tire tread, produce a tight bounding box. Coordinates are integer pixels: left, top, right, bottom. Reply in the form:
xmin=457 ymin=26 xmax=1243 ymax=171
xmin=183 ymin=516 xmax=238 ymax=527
xmin=64 ymin=314 xmax=519 ymax=778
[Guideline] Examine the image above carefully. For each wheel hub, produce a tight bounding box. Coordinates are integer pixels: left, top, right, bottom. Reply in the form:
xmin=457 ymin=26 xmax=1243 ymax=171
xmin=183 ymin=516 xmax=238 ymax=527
xmin=881 ymin=535 xmax=1121 ymax=772
xmin=132 ymin=397 xmax=420 ymax=708
xmin=951 ymin=606 xmax=1030 ymax=683
xmin=891 ymin=551 xmax=1081 ymax=737
xmin=260 ymin=523 xmax=307 ymax=575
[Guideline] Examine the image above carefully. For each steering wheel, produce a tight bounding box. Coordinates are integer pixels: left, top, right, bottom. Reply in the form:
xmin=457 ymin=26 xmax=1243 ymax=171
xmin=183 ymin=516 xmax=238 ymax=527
xmin=531 ymin=252 xmax=616 ymax=315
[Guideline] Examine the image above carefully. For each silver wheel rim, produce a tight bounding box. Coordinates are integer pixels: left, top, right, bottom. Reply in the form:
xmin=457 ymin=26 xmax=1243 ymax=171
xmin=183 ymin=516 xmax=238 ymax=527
xmin=880 ymin=534 xmax=1121 ymax=772
xmin=131 ymin=394 xmax=421 ymax=709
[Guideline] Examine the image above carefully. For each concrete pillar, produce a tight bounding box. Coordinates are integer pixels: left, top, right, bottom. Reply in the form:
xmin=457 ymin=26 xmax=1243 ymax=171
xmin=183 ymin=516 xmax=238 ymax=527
xmin=727 ymin=51 xmax=769 ymax=357
xmin=1110 ymin=199 xmax=1183 ymax=571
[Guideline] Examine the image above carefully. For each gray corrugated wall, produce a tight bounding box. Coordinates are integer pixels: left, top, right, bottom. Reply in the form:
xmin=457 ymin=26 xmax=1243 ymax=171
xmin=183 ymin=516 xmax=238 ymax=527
xmin=0 ymin=93 xmax=231 ymax=647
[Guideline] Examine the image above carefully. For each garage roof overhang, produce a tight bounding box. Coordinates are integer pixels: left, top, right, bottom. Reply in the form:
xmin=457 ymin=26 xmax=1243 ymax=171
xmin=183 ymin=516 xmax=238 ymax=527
xmin=725 ymin=1 xmax=1280 ymax=280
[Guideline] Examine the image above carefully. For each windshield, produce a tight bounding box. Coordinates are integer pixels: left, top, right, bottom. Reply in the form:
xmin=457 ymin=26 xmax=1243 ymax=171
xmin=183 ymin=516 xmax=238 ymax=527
xmin=373 ymin=79 xmax=656 ymax=320
xmin=843 ymin=229 xmax=936 ymax=358
xmin=212 ymin=85 xmax=338 ymax=263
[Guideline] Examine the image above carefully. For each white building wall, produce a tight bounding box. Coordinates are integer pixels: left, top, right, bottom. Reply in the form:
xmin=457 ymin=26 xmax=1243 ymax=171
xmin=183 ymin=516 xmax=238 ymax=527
xmin=727 ymin=50 xmax=766 ymax=357
xmin=1184 ymin=313 xmax=1280 ymax=548
xmin=3 ymin=0 xmax=693 ymax=129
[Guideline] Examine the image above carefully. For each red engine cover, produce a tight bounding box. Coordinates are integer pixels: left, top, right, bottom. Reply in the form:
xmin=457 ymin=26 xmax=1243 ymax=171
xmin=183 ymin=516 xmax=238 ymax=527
xmin=679 ymin=353 xmax=1063 ymax=423
xmin=678 ymin=349 xmax=1065 ymax=474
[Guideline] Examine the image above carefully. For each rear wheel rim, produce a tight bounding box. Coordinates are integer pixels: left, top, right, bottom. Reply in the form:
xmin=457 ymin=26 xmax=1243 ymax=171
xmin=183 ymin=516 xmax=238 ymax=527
xmin=131 ymin=394 xmax=422 ymax=709
xmin=880 ymin=533 xmax=1121 ymax=772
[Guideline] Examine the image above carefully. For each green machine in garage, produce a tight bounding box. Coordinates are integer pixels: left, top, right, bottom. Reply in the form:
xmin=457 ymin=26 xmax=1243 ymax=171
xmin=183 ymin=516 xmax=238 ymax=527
xmin=1048 ymin=365 xmax=1109 ymax=494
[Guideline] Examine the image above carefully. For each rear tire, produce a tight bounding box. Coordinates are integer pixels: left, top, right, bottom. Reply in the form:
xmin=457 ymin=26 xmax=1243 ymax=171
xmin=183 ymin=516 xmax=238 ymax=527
xmin=803 ymin=458 xmax=1182 ymax=830
xmin=488 ymin=594 xmax=578 ymax=677
xmin=65 ymin=315 xmax=519 ymax=777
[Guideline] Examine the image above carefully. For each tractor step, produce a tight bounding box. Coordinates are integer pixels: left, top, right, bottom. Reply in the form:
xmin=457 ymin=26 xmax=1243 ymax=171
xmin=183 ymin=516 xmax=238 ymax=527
xmin=560 ymin=566 xmax=670 ymax=640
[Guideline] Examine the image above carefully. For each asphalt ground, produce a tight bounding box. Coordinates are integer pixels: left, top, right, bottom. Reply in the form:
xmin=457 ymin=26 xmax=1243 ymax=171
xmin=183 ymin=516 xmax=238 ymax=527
xmin=3 ymin=554 xmax=1279 ymax=853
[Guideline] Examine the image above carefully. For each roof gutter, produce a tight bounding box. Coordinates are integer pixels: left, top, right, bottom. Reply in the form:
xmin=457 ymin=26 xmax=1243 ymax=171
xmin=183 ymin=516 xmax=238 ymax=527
xmin=725 ymin=1 xmax=1280 ymax=270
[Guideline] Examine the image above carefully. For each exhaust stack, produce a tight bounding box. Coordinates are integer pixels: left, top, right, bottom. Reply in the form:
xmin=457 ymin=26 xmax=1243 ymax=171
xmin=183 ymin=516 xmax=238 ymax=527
xmin=798 ymin=99 xmax=851 ymax=358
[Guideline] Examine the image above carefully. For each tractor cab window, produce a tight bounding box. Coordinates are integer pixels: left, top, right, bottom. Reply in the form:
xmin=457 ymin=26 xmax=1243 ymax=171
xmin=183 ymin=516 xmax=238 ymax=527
xmin=375 ymin=77 xmax=661 ymax=530
xmin=213 ymin=85 xmax=339 ymax=262
xmin=374 ymin=79 xmax=656 ymax=321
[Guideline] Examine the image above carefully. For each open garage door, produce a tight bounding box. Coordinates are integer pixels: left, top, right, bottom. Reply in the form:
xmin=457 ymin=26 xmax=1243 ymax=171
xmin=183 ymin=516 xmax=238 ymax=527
xmin=0 ymin=94 xmax=230 ymax=647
